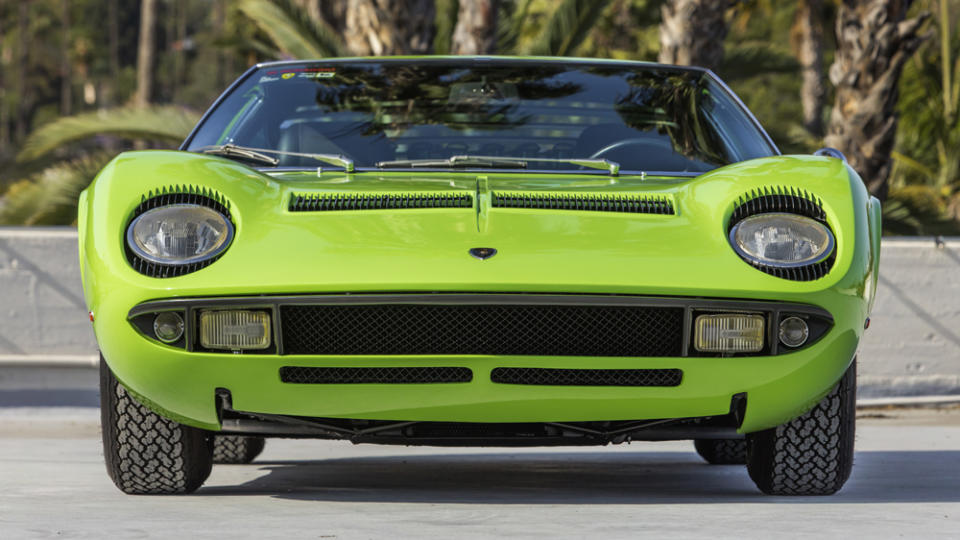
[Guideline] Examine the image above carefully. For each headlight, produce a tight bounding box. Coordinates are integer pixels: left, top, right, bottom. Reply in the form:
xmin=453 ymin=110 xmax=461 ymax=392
xmin=730 ymin=212 xmax=834 ymax=267
xmin=127 ymin=204 xmax=234 ymax=265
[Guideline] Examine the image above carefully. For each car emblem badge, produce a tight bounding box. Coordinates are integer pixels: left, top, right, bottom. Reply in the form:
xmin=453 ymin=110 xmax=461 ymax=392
xmin=469 ymin=247 xmax=497 ymax=260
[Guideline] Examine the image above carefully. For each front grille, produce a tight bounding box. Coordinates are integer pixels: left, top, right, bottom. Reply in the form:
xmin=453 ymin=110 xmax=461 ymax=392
xmin=289 ymin=192 xmax=473 ymax=211
xmin=491 ymin=367 xmax=683 ymax=387
xmin=280 ymin=304 xmax=684 ymax=357
xmin=279 ymin=366 xmax=473 ymax=384
xmin=492 ymin=191 xmax=675 ymax=214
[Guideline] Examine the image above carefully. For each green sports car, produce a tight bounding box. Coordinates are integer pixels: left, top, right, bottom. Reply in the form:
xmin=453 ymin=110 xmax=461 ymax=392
xmin=81 ymin=57 xmax=880 ymax=496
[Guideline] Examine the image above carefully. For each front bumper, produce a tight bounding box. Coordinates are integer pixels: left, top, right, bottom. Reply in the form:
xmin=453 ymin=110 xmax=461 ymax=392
xmin=100 ymin=294 xmax=859 ymax=434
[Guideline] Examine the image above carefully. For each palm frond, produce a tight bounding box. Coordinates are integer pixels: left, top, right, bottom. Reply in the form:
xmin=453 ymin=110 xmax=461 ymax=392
xmin=17 ymin=106 xmax=200 ymax=162
xmin=522 ymin=0 xmax=612 ymax=57
xmin=0 ymin=153 xmax=113 ymax=225
xmin=719 ymin=44 xmax=800 ymax=80
xmin=434 ymin=0 xmax=459 ymax=55
xmin=237 ymin=0 xmax=348 ymax=59
xmin=498 ymin=0 xmax=534 ymax=53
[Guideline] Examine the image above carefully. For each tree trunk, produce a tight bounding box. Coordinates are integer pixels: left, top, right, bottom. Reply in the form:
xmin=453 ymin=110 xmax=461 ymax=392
xmin=60 ymin=0 xmax=72 ymax=116
xmin=344 ymin=0 xmax=435 ymax=56
xmin=105 ymin=0 xmax=120 ymax=107
xmin=824 ymin=0 xmax=929 ymax=201
xmin=657 ymin=0 xmax=731 ymax=71
xmin=134 ymin=0 xmax=158 ymax=108
xmin=213 ymin=0 xmax=227 ymax=89
xmin=173 ymin=0 xmax=187 ymax=103
xmin=451 ymin=0 xmax=499 ymax=55
xmin=15 ymin=1 xmax=29 ymax=143
xmin=319 ymin=0 xmax=348 ymax=34
xmin=294 ymin=0 xmax=323 ymax=22
xmin=793 ymin=0 xmax=825 ymax=137
xmin=0 ymin=0 xmax=8 ymax=155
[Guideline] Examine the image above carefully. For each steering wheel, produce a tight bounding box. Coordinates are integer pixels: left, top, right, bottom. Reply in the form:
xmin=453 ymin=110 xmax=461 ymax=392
xmin=589 ymin=137 xmax=674 ymax=160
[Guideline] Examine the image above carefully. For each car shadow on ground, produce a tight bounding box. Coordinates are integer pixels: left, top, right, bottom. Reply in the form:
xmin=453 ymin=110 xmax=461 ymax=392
xmin=199 ymin=449 xmax=960 ymax=504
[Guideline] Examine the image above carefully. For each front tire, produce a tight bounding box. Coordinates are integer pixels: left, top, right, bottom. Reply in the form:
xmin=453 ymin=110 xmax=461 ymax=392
xmin=213 ymin=435 xmax=265 ymax=464
xmin=694 ymin=438 xmax=747 ymax=465
xmin=746 ymin=360 xmax=856 ymax=495
xmin=100 ymin=357 xmax=213 ymax=494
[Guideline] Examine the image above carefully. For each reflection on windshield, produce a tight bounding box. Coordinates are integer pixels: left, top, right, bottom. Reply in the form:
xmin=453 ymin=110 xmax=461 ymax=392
xmin=186 ymin=61 xmax=775 ymax=172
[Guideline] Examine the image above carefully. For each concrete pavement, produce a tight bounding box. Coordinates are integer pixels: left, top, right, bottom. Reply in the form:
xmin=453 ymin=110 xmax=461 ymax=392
xmin=1 ymin=408 xmax=958 ymax=539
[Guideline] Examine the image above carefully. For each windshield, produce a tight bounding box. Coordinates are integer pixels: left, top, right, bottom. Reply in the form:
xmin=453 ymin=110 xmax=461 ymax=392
xmin=184 ymin=59 xmax=777 ymax=173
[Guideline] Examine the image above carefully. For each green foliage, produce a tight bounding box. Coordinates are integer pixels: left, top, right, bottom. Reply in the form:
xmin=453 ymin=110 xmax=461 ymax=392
xmin=235 ymin=0 xmax=348 ymax=59
xmin=522 ymin=0 xmax=614 ymax=56
xmin=16 ymin=106 xmax=200 ymax=162
xmin=0 ymin=152 xmax=112 ymax=225
xmin=720 ymin=44 xmax=800 ymax=81
xmin=893 ymin=4 xmax=960 ymax=191
xmin=433 ymin=0 xmax=460 ymax=54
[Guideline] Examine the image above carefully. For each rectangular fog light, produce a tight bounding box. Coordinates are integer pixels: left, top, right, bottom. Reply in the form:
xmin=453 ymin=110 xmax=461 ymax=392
xmin=694 ymin=313 xmax=765 ymax=353
xmin=199 ymin=310 xmax=271 ymax=350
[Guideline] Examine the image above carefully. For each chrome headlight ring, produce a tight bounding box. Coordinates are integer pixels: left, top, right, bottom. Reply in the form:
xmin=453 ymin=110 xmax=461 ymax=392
xmin=729 ymin=212 xmax=835 ymax=269
xmin=728 ymin=187 xmax=836 ymax=281
xmin=124 ymin=187 xmax=234 ymax=278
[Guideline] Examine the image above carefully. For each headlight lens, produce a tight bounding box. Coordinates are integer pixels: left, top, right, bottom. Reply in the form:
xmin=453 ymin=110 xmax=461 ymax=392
xmin=730 ymin=213 xmax=834 ymax=267
xmin=127 ymin=204 xmax=233 ymax=265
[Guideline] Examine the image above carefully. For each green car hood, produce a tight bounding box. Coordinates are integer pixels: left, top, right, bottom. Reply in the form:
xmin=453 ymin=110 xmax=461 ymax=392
xmin=79 ymin=151 xmax=877 ymax=312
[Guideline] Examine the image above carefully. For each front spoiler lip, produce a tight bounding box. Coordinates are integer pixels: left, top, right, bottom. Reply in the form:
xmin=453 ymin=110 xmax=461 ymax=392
xmin=128 ymin=292 xmax=833 ymax=357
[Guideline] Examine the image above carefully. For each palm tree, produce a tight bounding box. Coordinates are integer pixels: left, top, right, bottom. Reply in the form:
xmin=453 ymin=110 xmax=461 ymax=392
xmin=238 ymin=0 xmax=612 ymax=59
xmin=344 ymin=0 xmax=436 ymax=55
xmin=451 ymin=0 xmax=500 ymax=55
xmin=792 ymin=0 xmax=826 ymax=136
xmin=824 ymin=0 xmax=930 ymax=202
xmin=134 ymin=0 xmax=158 ymax=107
xmin=888 ymin=0 xmax=960 ymax=230
xmin=0 ymin=106 xmax=199 ymax=225
xmin=658 ymin=0 xmax=732 ymax=71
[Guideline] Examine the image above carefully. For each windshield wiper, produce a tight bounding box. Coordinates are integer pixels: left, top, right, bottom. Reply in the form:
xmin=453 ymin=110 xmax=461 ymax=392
xmin=199 ymin=144 xmax=279 ymax=166
xmin=377 ymin=155 xmax=620 ymax=176
xmin=197 ymin=144 xmax=355 ymax=172
xmin=377 ymin=155 xmax=528 ymax=169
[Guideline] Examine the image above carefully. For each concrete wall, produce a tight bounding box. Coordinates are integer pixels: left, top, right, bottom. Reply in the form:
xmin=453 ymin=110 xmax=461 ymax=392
xmin=0 ymin=228 xmax=958 ymax=399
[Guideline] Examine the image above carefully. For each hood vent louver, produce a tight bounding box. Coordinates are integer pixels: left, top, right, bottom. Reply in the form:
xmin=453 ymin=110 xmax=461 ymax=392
xmin=290 ymin=192 xmax=473 ymax=212
xmin=730 ymin=186 xmax=826 ymax=224
xmin=491 ymin=192 xmax=675 ymax=215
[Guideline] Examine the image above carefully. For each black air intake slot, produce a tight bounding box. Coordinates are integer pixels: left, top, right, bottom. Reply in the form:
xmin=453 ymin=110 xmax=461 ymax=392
xmin=279 ymin=366 xmax=473 ymax=384
xmin=492 ymin=192 xmax=674 ymax=214
xmin=290 ymin=192 xmax=473 ymax=211
xmin=491 ymin=367 xmax=683 ymax=387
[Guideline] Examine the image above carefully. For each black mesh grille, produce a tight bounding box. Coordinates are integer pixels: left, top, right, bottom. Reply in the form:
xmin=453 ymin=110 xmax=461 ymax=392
xmin=125 ymin=186 xmax=233 ymax=278
xmin=290 ymin=192 xmax=473 ymax=211
xmin=279 ymin=366 xmax=473 ymax=384
xmin=280 ymin=304 xmax=684 ymax=357
xmin=491 ymin=367 xmax=683 ymax=386
xmin=729 ymin=186 xmax=835 ymax=282
xmin=492 ymin=192 xmax=674 ymax=214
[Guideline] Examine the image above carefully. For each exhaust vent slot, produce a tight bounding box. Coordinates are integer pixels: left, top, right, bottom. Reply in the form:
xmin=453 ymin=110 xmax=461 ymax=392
xmin=290 ymin=192 xmax=473 ymax=212
xmin=492 ymin=192 xmax=674 ymax=214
